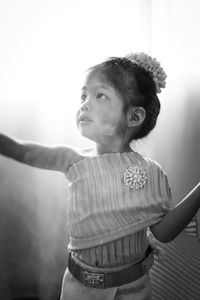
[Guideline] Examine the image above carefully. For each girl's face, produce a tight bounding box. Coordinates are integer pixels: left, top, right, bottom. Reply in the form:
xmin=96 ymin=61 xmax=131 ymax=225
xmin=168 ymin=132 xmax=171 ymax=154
xmin=76 ymin=70 xmax=126 ymax=146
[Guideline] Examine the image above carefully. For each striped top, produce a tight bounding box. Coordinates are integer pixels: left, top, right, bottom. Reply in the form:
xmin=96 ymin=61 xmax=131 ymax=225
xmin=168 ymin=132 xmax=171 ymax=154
xmin=71 ymin=231 xmax=149 ymax=267
xmin=65 ymin=151 xmax=172 ymax=251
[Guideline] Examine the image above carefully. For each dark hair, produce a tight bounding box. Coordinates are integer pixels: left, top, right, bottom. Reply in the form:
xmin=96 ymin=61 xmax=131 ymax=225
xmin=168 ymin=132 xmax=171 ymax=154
xmin=89 ymin=57 xmax=160 ymax=140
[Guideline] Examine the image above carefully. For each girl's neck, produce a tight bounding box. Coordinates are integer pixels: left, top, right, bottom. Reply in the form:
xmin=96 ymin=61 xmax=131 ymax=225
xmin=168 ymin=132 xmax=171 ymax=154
xmin=95 ymin=142 xmax=132 ymax=155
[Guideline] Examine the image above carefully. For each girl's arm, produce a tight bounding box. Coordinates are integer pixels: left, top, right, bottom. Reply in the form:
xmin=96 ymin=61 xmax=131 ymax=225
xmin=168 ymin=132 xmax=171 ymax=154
xmin=150 ymin=183 xmax=200 ymax=243
xmin=0 ymin=132 xmax=78 ymax=172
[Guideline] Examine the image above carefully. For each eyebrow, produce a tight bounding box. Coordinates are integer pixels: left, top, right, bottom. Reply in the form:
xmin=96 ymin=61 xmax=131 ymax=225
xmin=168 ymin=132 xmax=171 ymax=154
xmin=81 ymin=84 xmax=112 ymax=91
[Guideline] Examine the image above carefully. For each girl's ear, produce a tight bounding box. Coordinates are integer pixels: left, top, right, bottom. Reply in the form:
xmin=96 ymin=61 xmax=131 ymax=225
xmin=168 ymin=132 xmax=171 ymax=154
xmin=127 ymin=106 xmax=146 ymax=127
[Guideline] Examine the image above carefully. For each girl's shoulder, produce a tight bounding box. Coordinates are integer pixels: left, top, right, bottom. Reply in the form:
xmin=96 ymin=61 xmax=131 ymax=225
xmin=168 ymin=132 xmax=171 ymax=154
xmin=139 ymin=154 xmax=169 ymax=179
xmin=140 ymin=154 xmax=164 ymax=170
xmin=67 ymin=147 xmax=95 ymax=168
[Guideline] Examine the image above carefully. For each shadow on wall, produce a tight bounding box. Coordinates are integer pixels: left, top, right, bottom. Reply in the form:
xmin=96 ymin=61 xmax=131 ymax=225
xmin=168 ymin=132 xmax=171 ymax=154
xmin=172 ymin=76 xmax=200 ymax=201
xmin=149 ymin=73 xmax=200 ymax=204
xmin=0 ymin=159 xmax=69 ymax=300
xmin=0 ymin=196 xmax=38 ymax=299
xmin=150 ymin=76 xmax=200 ymax=299
xmin=180 ymin=83 xmax=200 ymax=185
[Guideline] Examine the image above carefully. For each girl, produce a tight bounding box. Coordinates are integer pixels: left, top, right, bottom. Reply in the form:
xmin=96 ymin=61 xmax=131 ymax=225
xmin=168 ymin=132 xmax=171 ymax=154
xmin=0 ymin=52 xmax=200 ymax=300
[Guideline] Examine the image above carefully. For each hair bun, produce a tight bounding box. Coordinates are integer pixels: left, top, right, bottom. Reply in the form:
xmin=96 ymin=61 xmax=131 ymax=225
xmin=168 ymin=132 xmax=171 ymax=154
xmin=126 ymin=52 xmax=167 ymax=93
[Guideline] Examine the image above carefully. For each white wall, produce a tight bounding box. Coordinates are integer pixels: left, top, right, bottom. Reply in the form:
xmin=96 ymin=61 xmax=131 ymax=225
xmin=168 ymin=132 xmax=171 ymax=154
xmin=0 ymin=0 xmax=200 ymax=299
xmin=149 ymin=0 xmax=200 ymax=202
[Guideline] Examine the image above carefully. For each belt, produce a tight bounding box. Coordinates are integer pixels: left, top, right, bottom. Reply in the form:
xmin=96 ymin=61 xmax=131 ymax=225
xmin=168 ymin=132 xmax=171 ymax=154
xmin=68 ymin=246 xmax=154 ymax=289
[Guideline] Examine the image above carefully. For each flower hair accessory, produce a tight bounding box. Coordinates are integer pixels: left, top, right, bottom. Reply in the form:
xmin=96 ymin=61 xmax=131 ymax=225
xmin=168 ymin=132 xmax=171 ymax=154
xmin=126 ymin=52 xmax=167 ymax=93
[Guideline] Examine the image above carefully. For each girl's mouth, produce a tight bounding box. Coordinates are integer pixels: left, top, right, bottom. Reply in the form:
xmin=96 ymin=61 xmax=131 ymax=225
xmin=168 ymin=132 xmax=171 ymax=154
xmin=79 ymin=115 xmax=92 ymax=125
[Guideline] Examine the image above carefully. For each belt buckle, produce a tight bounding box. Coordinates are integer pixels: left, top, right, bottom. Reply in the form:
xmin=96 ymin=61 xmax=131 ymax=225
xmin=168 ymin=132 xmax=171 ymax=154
xmin=83 ymin=271 xmax=105 ymax=289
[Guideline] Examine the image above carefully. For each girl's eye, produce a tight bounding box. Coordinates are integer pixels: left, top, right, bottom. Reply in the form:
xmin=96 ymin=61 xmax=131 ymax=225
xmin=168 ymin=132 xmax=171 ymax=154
xmin=81 ymin=94 xmax=87 ymax=102
xmin=97 ymin=93 xmax=107 ymax=101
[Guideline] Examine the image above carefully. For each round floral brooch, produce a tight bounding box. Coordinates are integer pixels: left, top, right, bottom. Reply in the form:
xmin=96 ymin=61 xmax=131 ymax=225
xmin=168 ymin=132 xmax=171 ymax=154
xmin=124 ymin=166 xmax=147 ymax=190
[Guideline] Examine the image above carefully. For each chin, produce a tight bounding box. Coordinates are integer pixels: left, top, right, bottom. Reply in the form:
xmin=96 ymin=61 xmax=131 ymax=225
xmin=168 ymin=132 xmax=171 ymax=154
xmin=79 ymin=128 xmax=92 ymax=139
xmin=82 ymin=132 xmax=100 ymax=144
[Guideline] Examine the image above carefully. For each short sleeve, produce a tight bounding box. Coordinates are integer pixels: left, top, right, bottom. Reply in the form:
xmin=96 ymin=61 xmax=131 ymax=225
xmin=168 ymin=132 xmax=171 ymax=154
xmin=157 ymin=163 xmax=172 ymax=211
xmin=146 ymin=159 xmax=172 ymax=224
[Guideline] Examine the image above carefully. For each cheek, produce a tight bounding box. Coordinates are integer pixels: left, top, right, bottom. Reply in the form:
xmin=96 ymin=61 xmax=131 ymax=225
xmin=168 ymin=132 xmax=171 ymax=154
xmin=97 ymin=111 xmax=113 ymax=126
xmin=97 ymin=110 xmax=125 ymax=136
xmin=99 ymin=108 xmax=124 ymax=125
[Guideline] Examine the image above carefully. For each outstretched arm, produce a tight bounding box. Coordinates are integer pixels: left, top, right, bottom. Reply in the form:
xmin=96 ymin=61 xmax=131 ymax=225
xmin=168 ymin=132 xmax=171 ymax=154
xmin=150 ymin=183 xmax=200 ymax=243
xmin=0 ymin=132 xmax=78 ymax=172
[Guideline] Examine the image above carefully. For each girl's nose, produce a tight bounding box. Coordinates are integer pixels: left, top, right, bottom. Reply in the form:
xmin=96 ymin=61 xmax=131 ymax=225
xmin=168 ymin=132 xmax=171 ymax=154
xmin=81 ymin=98 xmax=91 ymax=112
xmin=80 ymin=103 xmax=88 ymax=112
